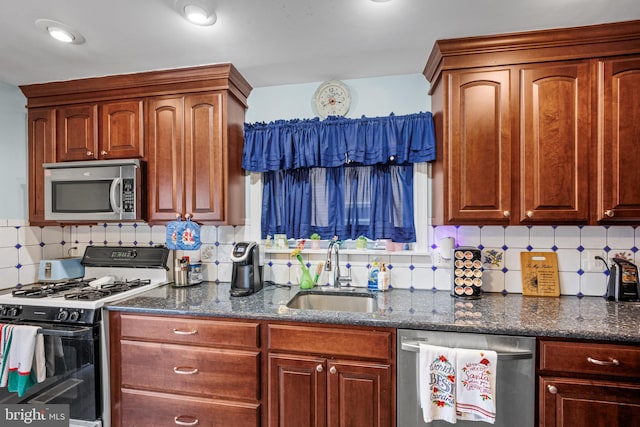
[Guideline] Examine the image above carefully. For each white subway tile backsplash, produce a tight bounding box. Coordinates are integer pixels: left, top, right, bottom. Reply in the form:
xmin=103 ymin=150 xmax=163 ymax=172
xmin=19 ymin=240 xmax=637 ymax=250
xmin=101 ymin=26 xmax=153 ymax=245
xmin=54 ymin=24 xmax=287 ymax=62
xmin=504 ymin=226 xmax=529 ymax=248
xmin=580 ymin=226 xmax=607 ymax=249
xmin=0 ymin=222 xmax=636 ymax=296
xmin=554 ymin=226 xmax=581 ymax=248
xmin=529 ymin=226 xmax=555 ymax=249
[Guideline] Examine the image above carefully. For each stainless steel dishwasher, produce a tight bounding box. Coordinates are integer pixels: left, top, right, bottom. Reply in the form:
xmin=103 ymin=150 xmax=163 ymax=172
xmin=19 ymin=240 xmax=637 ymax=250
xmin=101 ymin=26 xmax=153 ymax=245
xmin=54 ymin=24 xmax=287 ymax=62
xmin=397 ymin=329 xmax=536 ymax=427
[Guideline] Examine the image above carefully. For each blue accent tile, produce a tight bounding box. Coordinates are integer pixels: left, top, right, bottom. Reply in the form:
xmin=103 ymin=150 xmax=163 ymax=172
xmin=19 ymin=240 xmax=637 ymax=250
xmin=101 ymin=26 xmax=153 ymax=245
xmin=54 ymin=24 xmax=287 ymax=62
xmin=604 ymin=246 xmax=611 ymax=252
xmin=14 ymin=244 xmax=21 ymax=250
xmin=387 ymin=264 xmax=393 ymax=270
xmin=61 ymin=240 xmax=66 ymax=245
xmin=501 ymin=289 xmax=509 ymax=296
xmin=409 ymin=265 xmax=415 ymax=270
xmin=576 ymin=291 xmax=584 ymax=298
xmin=345 ymin=263 xmax=351 ymax=269
xmin=103 ymin=223 xmax=107 ymax=228
xmin=118 ymin=241 xmax=123 ymax=245
xmin=214 ymin=260 xmax=220 ymax=265
xmin=409 ymin=307 xmax=415 ymax=314
xmin=90 ymin=240 xmax=94 ymax=245
xmin=103 ymin=240 xmax=108 ymax=245
xmin=148 ymin=240 xmax=152 ymax=246
xmin=431 ymin=244 xmax=437 ymax=250
xmin=118 ymin=223 xmax=123 ymax=228
xmin=133 ymin=241 xmax=138 ymax=246
xmin=431 ymin=266 xmax=437 ymax=271
xmin=526 ymin=245 xmax=533 ymax=251
xmin=502 ymin=245 xmax=508 ymax=251
xmin=133 ymin=223 xmax=138 ymax=228
xmin=577 ymin=245 xmax=584 ymax=252
xmin=215 ymin=241 xmax=220 ymax=246
xmin=477 ymin=244 xmax=484 ymax=250
xmin=551 ymin=245 xmax=558 ymax=251
xmin=16 ymin=263 xmax=22 ymax=269
xmin=632 ymin=247 xmax=639 ymax=253
xmin=502 ymin=267 xmax=509 ymax=274
xmin=287 ymin=262 xmax=292 ymax=268
xmin=431 ymin=287 xmax=438 ymax=293
xmin=409 ymin=285 xmax=415 ymax=291
xmin=577 ymin=269 xmax=584 ymax=276
xmin=39 ymin=242 xmax=45 ymax=247
xmin=268 ymin=261 xmax=273 ymax=267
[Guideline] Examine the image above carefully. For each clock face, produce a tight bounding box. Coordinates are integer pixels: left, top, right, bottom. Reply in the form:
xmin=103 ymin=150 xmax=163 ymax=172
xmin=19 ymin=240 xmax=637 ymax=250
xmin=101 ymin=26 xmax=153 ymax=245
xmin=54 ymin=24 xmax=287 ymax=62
xmin=313 ymin=80 xmax=351 ymax=118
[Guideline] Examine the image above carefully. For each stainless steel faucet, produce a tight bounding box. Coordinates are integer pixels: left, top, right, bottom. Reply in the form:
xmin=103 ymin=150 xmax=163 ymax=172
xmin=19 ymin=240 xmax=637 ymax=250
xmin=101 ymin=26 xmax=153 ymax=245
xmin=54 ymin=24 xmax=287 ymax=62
xmin=325 ymin=240 xmax=349 ymax=287
xmin=325 ymin=241 xmax=340 ymax=287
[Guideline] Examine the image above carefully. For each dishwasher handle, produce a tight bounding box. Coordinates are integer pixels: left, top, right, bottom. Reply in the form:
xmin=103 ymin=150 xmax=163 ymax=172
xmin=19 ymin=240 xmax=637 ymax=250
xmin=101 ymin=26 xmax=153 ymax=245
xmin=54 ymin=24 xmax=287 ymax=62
xmin=401 ymin=339 xmax=533 ymax=361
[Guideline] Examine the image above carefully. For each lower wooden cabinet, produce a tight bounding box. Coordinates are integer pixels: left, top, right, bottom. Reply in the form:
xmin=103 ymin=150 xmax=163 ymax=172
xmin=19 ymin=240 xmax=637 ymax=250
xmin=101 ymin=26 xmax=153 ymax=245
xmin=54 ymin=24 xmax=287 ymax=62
xmin=267 ymin=323 xmax=395 ymax=427
xmin=538 ymin=339 xmax=640 ymax=427
xmin=109 ymin=313 xmax=262 ymax=427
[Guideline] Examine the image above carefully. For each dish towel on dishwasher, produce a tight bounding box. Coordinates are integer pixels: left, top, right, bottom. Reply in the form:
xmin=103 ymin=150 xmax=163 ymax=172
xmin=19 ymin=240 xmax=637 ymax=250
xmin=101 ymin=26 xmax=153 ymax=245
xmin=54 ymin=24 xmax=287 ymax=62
xmin=0 ymin=324 xmax=45 ymax=397
xmin=419 ymin=343 xmax=457 ymax=424
xmin=455 ymin=347 xmax=498 ymax=423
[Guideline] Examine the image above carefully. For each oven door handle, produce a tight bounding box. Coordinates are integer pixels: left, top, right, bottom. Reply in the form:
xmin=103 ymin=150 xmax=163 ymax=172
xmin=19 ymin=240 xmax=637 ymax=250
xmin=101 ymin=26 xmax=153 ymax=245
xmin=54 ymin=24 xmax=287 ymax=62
xmin=400 ymin=339 xmax=533 ymax=361
xmin=37 ymin=326 xmax=93 ymax=337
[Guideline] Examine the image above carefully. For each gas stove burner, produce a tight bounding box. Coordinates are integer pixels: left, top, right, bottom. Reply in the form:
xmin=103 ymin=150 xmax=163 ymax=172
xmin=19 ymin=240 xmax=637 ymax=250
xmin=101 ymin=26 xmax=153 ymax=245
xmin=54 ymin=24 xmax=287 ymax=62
xmin=12 ymin=278 xmax=92 ymax=298
xmin=65 ymin=288 xmax=113 ymax=301
xmin=64 ymin=278 xmax=153 ymax=301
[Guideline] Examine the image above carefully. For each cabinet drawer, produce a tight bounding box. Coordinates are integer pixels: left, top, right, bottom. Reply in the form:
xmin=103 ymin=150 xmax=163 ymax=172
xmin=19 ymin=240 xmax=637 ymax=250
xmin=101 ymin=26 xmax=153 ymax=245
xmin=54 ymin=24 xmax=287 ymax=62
xmin=121 ymin=340 xmax=260 ymax=400
xmin=121 ymin=388 xmax=260 ymax=427
xmin=119 ymin=314 xmax=259 ymax=348
xmin=268 ymin=324 xmax=392 ymax=360
xmin=539 ymin=340 xmax=640 ymax=379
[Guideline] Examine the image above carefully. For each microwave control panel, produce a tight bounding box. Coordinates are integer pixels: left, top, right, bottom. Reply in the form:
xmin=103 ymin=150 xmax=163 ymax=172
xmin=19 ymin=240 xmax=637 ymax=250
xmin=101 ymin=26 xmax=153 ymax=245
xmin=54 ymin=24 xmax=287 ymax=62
xmin=122 ymin=178 xmax=135 ymax=213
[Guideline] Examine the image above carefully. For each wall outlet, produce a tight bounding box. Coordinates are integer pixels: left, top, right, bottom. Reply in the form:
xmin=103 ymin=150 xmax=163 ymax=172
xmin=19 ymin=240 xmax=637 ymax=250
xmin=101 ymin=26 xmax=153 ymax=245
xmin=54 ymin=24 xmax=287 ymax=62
xmin=434 ymin=253 xmax=453 ymax=268
xmin=584 ymin=250 xmax=606 ymax=272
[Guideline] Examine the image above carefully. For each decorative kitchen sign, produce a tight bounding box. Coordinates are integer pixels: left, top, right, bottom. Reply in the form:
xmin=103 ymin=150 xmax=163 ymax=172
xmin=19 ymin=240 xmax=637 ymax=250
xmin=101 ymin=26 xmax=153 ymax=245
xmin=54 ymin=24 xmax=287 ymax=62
xmin=520 ymin=252 xmax=560 ymax=296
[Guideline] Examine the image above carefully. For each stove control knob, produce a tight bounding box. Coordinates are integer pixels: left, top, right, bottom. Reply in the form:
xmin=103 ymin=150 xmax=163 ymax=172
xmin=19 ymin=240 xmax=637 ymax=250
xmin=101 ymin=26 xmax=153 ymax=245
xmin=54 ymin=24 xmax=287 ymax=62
xmin=7 ymin=307 xmax=20 ymax=317
xmin=56 ymin=310 xmax=69 ymax=321
xmin=69 ymin=311 xmax=80 ymax=322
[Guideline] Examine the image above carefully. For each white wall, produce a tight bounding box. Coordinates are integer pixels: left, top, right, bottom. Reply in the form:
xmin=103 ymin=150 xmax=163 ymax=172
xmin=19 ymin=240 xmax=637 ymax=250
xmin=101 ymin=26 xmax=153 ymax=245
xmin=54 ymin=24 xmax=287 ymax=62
xmin=0 ymin=81 xmax=27 ymax=219
xmin=246 ymin=74 xmax=430 ymax=122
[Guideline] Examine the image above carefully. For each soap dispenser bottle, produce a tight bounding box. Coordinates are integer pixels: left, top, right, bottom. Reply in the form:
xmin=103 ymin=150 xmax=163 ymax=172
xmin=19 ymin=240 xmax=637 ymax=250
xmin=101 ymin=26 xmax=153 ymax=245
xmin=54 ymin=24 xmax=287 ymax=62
xmin=378 ymin=263 xmax=390 ymax=291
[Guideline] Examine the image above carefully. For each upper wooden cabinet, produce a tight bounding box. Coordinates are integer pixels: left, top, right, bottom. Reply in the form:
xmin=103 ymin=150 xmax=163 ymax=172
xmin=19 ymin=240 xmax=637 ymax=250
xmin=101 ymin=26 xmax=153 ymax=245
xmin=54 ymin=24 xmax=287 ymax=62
xmin=20 ymin=64 xmax=252 ymax=226
xmin=425 ymin=20 xmax=640 ymax=225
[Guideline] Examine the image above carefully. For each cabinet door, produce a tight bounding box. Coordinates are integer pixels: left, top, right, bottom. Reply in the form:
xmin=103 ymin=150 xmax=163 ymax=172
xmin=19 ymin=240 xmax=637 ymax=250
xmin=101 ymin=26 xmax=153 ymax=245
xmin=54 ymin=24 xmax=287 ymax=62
xmin=100 ymin=99 xmax=144 ymax=159
xmin=540 ymin=377 xmax=640 ymax=427
xmin=597 ymin=56 xmax=640 ymax=222
xmin=446 ymin=69 xmax=513 ymax=224
xmin=28 ymin=108 xmax=56 ymax=225
xmin=184 ymin=92 xmax=224 ymax=221
xmin=146 ymin=96 xmax=185 ymax=222
xmin=268 ymin=354 xmax=326 ymax=427
xmin=327 ymin=360 xmax=391 ymax=427
xmin=520 ymin=62 xmax=591 ymax=223
xmin=56 ymin=104 xmax=98 ymax=161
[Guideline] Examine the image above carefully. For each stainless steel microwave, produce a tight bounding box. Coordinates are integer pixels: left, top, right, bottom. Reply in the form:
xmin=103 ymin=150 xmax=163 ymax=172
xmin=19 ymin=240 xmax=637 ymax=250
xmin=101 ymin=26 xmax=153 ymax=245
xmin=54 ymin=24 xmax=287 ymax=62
xmin=44 ymin=159 xmax=145 ymax=222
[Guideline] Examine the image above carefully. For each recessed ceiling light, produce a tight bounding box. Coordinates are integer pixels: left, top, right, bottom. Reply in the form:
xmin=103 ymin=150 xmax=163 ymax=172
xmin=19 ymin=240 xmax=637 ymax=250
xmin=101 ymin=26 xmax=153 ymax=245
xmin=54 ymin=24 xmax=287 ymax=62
xmin=176 ymin=0 xmax=217 ymax=26
xmin=35 ymin=19 xmax=85 ymax=44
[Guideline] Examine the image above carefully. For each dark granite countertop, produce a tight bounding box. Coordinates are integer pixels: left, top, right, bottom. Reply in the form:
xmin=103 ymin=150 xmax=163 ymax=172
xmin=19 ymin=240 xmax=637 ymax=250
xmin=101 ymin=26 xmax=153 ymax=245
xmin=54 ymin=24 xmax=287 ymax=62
xmin=106 ymin=282 xmax=640 ymax=343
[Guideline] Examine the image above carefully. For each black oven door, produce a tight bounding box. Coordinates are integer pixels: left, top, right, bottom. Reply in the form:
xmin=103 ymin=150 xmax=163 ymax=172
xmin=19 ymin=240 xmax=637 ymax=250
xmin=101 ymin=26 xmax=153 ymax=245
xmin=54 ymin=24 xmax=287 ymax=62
xmin=0 ymin=321 xmax=101 ymax=423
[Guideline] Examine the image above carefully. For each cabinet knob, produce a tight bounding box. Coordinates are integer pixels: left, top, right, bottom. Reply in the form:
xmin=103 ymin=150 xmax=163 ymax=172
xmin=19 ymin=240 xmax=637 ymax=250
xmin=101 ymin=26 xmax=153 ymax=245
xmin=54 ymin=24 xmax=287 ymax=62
xmin=526 ymin=211 xmax=534 ymax=218
xmin=86 ymin=151 xmax=93 ymax=156
xmin=316 ymin=364 xmax=324 ymax=373
xmin=503 ymin=211 xmax=510 ymax=218
xmin=329 ymin=366 xmax=337 ymax=375
xmin=100 ymin=150 xmax=108 ymax=156
xmin=604 ymin=210 xmax=615 ymax=218
xmin=547 ymin=385 xmax=558 ymax=394
xmin=174 ymin=416 xmax=199 ymax=426
xmin=587 ymin=356 xmax=620 ymax=366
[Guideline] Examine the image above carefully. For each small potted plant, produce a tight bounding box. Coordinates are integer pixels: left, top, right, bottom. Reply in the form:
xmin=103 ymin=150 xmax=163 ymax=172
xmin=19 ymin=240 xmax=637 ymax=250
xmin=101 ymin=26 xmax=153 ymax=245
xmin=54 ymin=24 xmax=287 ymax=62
xmin=355 ymin=235 xmax=368 ymax=250
xmin=310 ymin=233 xmax=321 ymax=249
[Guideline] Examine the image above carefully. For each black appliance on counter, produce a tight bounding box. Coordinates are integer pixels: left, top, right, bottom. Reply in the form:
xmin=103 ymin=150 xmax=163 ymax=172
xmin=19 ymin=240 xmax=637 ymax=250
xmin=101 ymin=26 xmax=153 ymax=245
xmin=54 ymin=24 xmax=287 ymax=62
xmin=230 ymin=241 xmax=263 ymax=297
xmin=606 ymin=257 xmax=640 ymax=302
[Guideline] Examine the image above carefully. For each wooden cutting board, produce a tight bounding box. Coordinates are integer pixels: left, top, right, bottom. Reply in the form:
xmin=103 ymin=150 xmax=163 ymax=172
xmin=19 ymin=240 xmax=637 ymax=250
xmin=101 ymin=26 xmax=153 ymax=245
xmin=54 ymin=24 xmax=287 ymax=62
xmin=520 ymin=252 xmax=560 ymax=297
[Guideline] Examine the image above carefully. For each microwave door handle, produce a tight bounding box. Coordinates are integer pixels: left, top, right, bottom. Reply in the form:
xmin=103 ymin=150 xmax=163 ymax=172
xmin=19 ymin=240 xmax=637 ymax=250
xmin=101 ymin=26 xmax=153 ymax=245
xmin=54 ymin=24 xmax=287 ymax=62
xmin=110 ymin=177 xmax=123 ymax=215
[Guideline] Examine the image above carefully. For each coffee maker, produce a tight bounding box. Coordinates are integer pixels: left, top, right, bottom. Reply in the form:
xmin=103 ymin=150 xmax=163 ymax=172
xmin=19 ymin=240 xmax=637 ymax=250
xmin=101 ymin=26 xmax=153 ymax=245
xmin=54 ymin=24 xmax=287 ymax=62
xmin=230 ymin=241 xmax=263 ymax=297
xmin=606 ymin=258 xmax=640 ymax=302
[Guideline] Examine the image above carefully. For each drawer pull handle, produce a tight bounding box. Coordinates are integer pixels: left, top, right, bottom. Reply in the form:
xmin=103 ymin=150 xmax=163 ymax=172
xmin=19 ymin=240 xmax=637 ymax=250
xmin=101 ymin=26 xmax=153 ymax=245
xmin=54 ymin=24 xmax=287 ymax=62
xmin=174 ymin=415 xmax=199 ymax=426
xmin=329 ymin=366 xmax=337 ymax=375
xmin=316 ymin=364 xmax=323 ymax=373
xmin=587 ymin=356 xmax=620 ymax=366
xmin=547 ymin=385 xmax=558 ymax=394
xmin=173 ymin=367 xmax=199 ymax=375
xmin=173 ymin=328 xmax=198 ymax=335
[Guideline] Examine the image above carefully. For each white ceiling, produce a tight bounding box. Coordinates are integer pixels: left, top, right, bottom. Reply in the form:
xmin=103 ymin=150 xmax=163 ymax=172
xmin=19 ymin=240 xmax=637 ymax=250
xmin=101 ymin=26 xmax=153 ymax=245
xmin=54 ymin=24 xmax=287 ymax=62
xmin=1 ymin=0 xmax=639 ymax=89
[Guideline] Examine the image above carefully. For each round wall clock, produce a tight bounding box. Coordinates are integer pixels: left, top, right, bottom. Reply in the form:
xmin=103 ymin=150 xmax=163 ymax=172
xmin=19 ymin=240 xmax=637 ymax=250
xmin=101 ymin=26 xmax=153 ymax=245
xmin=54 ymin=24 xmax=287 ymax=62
xmin=313 ymin=80 xmax=351 ymax=118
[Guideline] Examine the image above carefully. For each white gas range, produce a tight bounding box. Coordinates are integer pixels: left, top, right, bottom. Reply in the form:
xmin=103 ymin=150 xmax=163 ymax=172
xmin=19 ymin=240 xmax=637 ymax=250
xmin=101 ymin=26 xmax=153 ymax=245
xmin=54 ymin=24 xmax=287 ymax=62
xmin=0 ymin=246 xmax=172 ymax=427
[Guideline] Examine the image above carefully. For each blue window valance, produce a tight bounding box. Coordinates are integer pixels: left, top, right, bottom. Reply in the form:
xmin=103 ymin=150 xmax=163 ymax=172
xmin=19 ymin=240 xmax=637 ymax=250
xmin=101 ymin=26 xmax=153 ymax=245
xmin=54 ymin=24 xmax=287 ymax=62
xmin=242 ymin=112 xmax=436 ymax=172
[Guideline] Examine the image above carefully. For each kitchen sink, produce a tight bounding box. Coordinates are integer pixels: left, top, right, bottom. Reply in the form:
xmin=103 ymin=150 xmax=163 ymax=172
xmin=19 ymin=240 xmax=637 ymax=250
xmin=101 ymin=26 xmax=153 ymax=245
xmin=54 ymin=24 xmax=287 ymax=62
xmin=286 ymin=290 xmax=377 ymax=313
